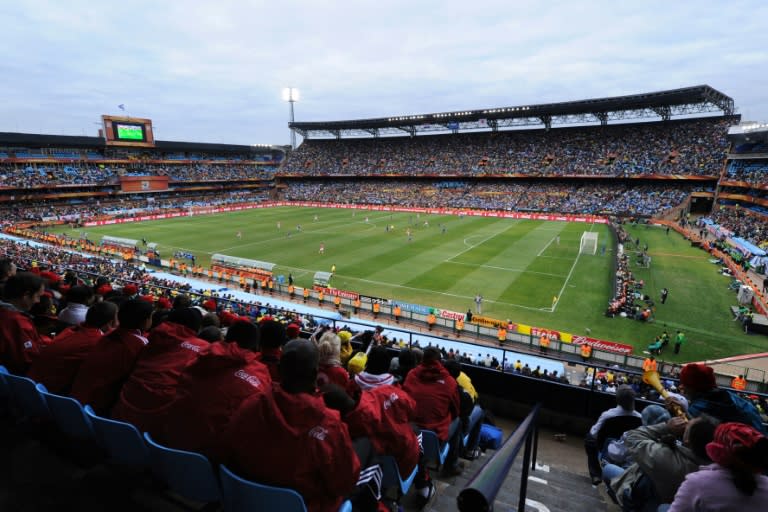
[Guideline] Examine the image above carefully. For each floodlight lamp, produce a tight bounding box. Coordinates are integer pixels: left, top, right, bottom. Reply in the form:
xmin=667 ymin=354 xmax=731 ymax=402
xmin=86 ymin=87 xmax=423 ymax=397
xmin=282 ymin=87 xmax=300 ymax=102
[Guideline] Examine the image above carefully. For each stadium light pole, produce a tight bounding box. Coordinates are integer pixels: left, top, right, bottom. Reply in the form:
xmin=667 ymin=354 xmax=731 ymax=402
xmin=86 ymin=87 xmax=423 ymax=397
xmin=282 ymin=87 xmax=300 ymax=149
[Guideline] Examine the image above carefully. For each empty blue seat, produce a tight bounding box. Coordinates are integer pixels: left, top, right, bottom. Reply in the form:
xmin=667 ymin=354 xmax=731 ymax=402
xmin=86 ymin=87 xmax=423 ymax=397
xmin=219 ymin=465 xmax=353 ymax=512
xmin=84 ymin=405 xmax=149 ymax=467
xmin=4 ymin=373 xmax=50 ymax=418
xmin=421 ymin=429 xmax=450 ymax=468
xmin=377 ymin=455 xmax=418 ymax=497
xmin=144 ymin=432 xmax=221 ymax=503
xmin=36 ymin=384 xmax=94 ymax=440
xmin=220 ymin=464 xmax=307 ymax=512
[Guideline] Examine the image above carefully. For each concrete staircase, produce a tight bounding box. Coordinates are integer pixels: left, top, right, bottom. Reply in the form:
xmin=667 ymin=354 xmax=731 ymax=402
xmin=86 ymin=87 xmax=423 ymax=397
xmin=406 ymin=447 xmax=612 ymax=512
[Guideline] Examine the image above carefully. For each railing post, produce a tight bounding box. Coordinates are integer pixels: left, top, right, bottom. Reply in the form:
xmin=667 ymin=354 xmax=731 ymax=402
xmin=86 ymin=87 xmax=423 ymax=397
xmin=518 ymin=430 xmax=533 ymax=512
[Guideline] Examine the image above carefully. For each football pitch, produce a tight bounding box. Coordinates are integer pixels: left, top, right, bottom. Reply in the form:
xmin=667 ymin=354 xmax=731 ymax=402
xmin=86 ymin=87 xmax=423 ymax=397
xmin=52 ymin=206 xmax=763 ymax=361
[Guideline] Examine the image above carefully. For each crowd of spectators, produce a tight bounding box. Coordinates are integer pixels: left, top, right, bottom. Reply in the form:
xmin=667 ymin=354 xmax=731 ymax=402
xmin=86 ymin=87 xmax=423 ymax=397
xmin=0 ymin=237 xmax=494 ymax=509
xmin=0 ymin=190 xmax=267 ymax=225
xmin=282 ymin=118 xmax=731 ymax=178
xmin=707 ymin=206 xmax=768 ymax=248
xmin=0 ymin=162 xmax=275 ymax=188
xmin=724 ymin=159 xmax=768 ymax=186
xmin=283 ymin=180 xmax=698 ymax=217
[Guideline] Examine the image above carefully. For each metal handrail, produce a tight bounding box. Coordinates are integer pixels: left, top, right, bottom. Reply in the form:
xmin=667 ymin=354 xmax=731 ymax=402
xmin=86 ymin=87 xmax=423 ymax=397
xmin=457 ymin=403 xmax=541 ymax=512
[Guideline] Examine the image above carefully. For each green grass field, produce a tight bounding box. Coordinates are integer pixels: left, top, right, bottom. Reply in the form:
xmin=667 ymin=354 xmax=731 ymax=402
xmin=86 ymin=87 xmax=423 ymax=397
xmin=51 ymin=207 xmax=762 ymax=362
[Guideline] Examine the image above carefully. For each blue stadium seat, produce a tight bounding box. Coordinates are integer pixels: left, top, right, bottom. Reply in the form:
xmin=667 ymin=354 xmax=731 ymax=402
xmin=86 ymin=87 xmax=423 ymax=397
xmin=4 ymin=372 xmax=50 ymax=419
xmin=377 ymin=455 xmax=418 ymax=496
xmin=84 ymin=405 xmax=149 ymax=467
xmin=420 ymin=429 xmax=450 ymax=468
xmin=219 ymin=465 xmax=353 ymax=512
xmin=220 ymin=464 xmax=307 ymax=512
xmin=36 ymin=384 xmax=94 ymax=440
xmin=144 ymin=432 xmax=221 ymax=503
xmin=0 ymin=365 xmax=9 ymax=399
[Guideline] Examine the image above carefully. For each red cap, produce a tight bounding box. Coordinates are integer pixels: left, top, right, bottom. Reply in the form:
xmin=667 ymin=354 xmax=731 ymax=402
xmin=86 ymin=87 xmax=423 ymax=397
xmin=156 ymin=297 xmax=172 ymax=309
xmin=123 ymin=284 xmax=138 ymax=296
xmin=202 ymin=299 xmax=217 ymax=312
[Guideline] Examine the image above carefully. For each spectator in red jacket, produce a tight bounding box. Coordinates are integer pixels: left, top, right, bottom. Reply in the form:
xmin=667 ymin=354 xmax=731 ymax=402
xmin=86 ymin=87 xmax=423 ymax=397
xmin=70 ymin=299 xmax=154 ymax=415
xmin=160 ymin=320 xmax=271 ymax=459
xmin=324 ymin=381 xmax=420 ymax=478
xmin=0 ymin=272 xmax=47 ymax=374
xmin=404 ymin=346 xmax=462 ymax=504
xmin=112 ymin=307 xmax=208 ymax=432
xmin=28 ymin=301 xmax=118 ymax=393
xmin=220 ymin=339 xmax=361 ymax=512
xmin=317 ymin=334 xmax=349 ymax=388
xmin=256 ymin=319 xmax=286 ymax=382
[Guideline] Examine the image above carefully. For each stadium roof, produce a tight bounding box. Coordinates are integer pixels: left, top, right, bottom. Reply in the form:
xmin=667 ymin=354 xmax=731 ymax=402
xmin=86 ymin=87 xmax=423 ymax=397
xmin=0 ymin=132 xmax=284 ymax=154
xmin=290 ymin=85 xmax=735 ymax=139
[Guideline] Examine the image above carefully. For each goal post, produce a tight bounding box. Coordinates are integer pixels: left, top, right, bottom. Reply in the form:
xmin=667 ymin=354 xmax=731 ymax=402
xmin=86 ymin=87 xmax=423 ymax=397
xmin=580 ymin=231 xmax=598 ymax=255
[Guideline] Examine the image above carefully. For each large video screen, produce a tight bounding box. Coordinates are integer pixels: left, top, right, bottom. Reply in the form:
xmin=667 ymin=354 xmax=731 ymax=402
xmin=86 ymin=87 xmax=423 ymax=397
xmin=115 ymin=123 xmax=146 ymax=141
xmin=102 ymin=115 xmax=155 ymax=147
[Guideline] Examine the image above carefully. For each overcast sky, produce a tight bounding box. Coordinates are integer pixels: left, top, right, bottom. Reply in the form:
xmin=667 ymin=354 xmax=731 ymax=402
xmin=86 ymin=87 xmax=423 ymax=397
xmin=1 ymin=0 xmax=766 ymax=146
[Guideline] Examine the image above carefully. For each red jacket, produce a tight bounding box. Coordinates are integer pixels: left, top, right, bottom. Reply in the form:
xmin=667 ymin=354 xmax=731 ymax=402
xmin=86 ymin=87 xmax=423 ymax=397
xmin=403 ymin=361 xmax=459 ymax=441
xmin=0 ymin=303 xmax=46 ymax=375
xmin=27 ymin=325 xmax=106 ymax=394
xmin=317 ymin=363 xmax=349 ymax=388
xmin=70 ymin=328 xmax=149 ymax=415
xmin=345 ymin=385 xmax=420 ymax=476
xmin=112 ymin=321 xmax=208 ymax=432
xmin=221 ymin=385 xmax=360 ymax=512
xmin=159 ymin=342 xmax=271 ymax=458
xmin=255 ymin=347 xmax=282 ymax=382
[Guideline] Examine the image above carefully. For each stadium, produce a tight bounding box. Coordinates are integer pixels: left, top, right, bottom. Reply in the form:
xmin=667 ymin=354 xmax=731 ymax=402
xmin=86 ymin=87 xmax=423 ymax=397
xmin=2 ymin=85 xmax=768 ymax=512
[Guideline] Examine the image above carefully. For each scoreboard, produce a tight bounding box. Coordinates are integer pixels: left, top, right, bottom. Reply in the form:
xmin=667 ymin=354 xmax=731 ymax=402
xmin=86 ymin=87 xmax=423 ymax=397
xmin=102 ymin=115 xmax=155 ymax=147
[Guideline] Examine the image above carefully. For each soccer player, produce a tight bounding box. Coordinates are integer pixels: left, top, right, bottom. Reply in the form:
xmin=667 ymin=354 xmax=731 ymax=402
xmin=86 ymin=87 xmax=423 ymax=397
xmin=331 ymin=264 xmax=336 ymax=274
xmin=236 ymin=231 xmax=242 ymax=239
xmin=277 ymin=221 xmax=281 ymax=230
xmin=313 ymin=214 xmax=319 ymax=222
xmin=319 ymin=243 xmax=325 ymax=255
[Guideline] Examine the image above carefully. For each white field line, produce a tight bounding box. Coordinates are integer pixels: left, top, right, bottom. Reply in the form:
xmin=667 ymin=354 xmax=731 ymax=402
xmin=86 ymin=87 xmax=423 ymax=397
xmin=342 ymin=274 xmax=551 ymax=312
xmin=217 ymin=212 xmax=394 ymax=252
xmin=537 ymin=236 xmax=556 ymax=257
xmin=447 ymin=260 xmax=566 ymax=279
xmin=550 ymin=223 xmax=594 ymax=312
xmin=452 ymin=224 xmax=515 ymax=260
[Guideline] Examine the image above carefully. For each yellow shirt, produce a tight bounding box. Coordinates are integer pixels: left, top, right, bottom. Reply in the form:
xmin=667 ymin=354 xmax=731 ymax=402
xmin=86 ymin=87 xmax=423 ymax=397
xmin=457 ymin=372 xmax=478 ymax=402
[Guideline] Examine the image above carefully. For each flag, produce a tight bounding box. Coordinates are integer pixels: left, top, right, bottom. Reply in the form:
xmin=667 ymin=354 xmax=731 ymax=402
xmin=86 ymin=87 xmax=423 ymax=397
xmin=118 ymin=104 xmax=125 ymax=111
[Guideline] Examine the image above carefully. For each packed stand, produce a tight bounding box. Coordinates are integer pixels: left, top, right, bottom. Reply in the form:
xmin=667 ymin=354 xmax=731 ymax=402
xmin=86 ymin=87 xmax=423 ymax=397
xmin=282 ymin=117 xmax=731 ymax=178
xmin=0 ymin=190 xmax=267 ymax=225
xmin=283 ymin=180 xmax=698 ymax=217
xmin=707 ymin=206 xmax=768 ymax=248
xmin=584 ymin=363 xmax=768 ymax=511
xmin=723 ymin=159 xmax=768 ymax=186
xmin=0 ymin=246 xmax=492 ymax=510
xmin=0 ymin=162 xmax=275 ymax=188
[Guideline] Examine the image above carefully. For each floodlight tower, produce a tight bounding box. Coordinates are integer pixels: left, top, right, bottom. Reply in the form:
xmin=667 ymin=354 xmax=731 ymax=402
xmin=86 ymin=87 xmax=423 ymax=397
xmin=282 ymin=87 xmax=300 ymax=149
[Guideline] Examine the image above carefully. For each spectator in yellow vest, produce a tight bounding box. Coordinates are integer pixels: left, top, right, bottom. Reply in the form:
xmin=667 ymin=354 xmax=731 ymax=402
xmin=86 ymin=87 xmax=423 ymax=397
xmin=427 ymin=313 xmax=436 ymax=331
xmin=580 ymin=343 xmax=592 ymax=361
xmin=539 ymin=334 xmax=550 ymax=353
xmin=497 ymin=326 xmax=507 ymax=345
xmin=731 ymin=374 xmax=747 ymax=391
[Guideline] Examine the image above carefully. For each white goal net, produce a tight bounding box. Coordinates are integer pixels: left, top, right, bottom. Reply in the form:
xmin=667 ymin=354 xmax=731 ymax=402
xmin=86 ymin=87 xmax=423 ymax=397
xmin=580 ymin=231 xmax=598 ymax=255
